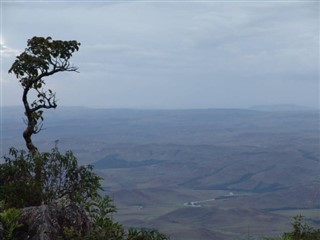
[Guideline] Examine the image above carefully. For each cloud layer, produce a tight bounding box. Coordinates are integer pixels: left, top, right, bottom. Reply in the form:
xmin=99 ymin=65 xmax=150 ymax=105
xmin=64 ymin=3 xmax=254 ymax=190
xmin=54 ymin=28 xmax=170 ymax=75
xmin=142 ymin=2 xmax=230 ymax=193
xmin=1 ymin=1 xmax=319 ymax=108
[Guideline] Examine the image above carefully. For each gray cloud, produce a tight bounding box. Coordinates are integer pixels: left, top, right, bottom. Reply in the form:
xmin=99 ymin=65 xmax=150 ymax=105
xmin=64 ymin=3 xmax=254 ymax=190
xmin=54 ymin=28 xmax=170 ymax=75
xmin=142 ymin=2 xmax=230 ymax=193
xmin=1 ymin=1 xmax=319 ymax=109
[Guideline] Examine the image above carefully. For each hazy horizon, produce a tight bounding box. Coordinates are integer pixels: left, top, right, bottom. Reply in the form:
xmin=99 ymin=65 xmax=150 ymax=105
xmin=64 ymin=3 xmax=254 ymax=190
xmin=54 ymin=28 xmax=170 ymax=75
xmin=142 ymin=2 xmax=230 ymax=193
xmin=1 ymin=103 xmax=319 ymax=111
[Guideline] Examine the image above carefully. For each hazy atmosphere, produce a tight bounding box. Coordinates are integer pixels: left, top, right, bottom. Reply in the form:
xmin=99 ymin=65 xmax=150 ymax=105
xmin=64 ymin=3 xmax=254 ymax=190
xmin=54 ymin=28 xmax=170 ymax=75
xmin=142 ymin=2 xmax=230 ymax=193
xmin=1 ymin=2 xmax=320 ymax=239
xmin=1 ymin=0 xmax=319 ymax=109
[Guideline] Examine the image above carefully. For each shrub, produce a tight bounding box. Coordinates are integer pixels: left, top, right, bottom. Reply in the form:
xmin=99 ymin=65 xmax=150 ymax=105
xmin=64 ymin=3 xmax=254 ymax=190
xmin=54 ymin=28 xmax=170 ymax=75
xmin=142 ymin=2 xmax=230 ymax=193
xmin=0 ymin=201 xmax=23 ymax=240
xmin=0 ymin=147 xmax=102 ymax=208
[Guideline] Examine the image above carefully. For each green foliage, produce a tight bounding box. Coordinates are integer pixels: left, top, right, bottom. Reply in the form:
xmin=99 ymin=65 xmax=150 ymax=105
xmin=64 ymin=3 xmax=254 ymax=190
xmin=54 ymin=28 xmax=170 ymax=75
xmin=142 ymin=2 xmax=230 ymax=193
xmin=0 ymin=201 xmax=23 ymax=240
xmin=0 ymin=148 xmax=40 ymax=208
xmin=85 ymin=195 xmax=125 ymax=240
xmin=86 ymin=195 xmax=117 ymax=228
xmin=0 ymin=147 xmax=102 ymax=208
xmin=9 ymin=36 xmax=80 ymax=80
xmin=41 ymin=146 xmax=102 ymax=205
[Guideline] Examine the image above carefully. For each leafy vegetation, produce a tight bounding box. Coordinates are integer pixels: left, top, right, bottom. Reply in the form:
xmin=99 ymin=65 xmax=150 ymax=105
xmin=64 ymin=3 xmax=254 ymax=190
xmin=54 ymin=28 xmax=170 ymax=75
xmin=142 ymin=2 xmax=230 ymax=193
xmin=0 ymin=201 xmax=23 ymax=240
xmin=0 ymin=147 xmax=102 ymax=209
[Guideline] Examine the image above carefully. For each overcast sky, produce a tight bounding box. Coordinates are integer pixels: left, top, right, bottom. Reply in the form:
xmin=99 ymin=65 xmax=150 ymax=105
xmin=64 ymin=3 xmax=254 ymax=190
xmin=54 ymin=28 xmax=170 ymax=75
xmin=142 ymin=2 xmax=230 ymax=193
xmin=0 ymin=0 xmax=319 ymax=109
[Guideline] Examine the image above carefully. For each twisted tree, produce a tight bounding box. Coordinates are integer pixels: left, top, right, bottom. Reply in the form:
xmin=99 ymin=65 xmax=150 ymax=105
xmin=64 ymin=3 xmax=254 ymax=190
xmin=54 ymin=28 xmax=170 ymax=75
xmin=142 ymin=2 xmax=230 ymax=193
xmin=3 ymin=36 xmax=171 ymax=240
xmin=8 ymin=36 xmax=80 ymax=153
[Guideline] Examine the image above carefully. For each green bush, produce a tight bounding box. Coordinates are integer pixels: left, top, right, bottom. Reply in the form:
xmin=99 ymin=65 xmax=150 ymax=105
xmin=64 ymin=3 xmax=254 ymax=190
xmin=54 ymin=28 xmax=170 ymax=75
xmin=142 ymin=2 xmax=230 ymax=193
xmin=0 ymin=201 xmax=23 ymax=240
xmin=0 ymin=147 xmax=102 ymax=208
xmin=85 ymin=195 xmax=125 ymax=240
xmin=0 ymin=149 xmax=40 ymax=208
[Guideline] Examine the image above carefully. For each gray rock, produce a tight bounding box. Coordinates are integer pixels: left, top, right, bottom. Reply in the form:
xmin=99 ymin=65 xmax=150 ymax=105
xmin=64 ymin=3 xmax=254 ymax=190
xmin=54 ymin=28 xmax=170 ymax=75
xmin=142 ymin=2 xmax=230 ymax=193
xmin=15 ymin=198 xmax=91 ymax=240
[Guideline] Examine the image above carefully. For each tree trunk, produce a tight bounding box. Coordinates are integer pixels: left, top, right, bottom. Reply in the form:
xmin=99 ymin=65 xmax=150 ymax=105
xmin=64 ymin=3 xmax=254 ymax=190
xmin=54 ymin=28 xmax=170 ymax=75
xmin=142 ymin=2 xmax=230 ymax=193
xmin=23 ymin=120 xmax=38 ymax=153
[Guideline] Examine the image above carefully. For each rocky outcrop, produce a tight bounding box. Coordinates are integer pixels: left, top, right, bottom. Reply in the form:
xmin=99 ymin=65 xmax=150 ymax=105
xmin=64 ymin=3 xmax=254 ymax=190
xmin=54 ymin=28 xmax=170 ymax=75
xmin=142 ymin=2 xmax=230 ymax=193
xmin=15 ymin=198 xmax=91 ymax=240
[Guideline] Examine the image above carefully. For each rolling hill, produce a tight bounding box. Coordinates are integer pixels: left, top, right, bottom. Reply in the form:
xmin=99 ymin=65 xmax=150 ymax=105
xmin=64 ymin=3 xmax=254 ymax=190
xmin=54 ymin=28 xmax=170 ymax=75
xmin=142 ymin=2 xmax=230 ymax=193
xmin=1 ymin=107 xmax=319 ymax=239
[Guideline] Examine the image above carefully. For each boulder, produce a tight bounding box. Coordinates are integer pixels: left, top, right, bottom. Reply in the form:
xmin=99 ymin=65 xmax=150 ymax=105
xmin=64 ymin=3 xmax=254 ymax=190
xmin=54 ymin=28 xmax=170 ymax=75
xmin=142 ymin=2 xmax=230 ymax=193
xmin=15 ymin=198 xmax=91 ymax=240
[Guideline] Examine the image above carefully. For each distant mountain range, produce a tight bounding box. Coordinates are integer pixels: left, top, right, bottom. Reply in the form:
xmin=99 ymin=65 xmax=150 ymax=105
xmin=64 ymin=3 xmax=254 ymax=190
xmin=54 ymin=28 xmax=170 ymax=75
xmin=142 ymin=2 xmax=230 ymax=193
xmin=249 ymin=104 xmax=317 ymax=111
